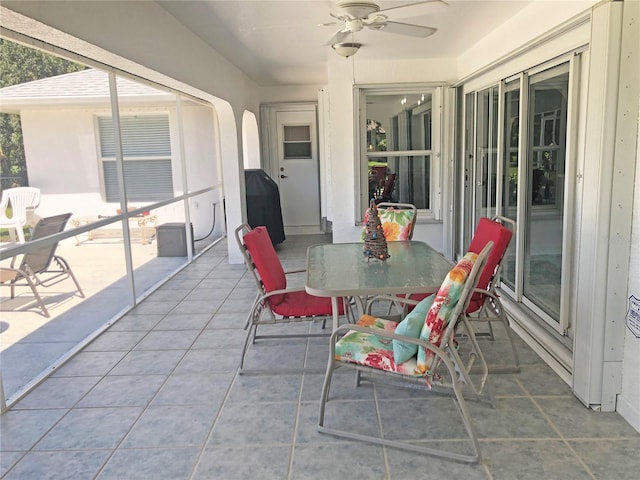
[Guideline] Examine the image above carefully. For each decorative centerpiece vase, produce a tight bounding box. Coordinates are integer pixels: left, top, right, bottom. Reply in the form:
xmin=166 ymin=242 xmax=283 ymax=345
xmin=363 ymin=200 xmax=390 ymax=262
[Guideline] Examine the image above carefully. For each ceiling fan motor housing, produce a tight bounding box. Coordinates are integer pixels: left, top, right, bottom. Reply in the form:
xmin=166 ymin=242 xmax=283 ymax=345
xmin=344 ymin=18 xmax=365 ymax=32
xmin=336 ymin=0 xmax=380 ymax=19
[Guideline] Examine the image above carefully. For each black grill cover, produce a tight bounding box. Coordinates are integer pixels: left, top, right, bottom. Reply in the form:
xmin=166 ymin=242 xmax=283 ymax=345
xmin=244 ymin=169 xmax=285 ymax=245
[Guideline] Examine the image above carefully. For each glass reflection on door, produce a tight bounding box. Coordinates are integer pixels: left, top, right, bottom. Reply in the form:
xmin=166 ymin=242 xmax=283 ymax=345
xmin=524 ymin=65 xmax=569 ymax=323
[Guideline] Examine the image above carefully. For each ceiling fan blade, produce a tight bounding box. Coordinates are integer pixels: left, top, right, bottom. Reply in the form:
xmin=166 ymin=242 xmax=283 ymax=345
xmin=324 ymin=29 xmax=349 ymax=46
xmin=374 ymin=21 xmax=436 ymax=38
xmin=376 ymin=1 xmax=448 ymax=22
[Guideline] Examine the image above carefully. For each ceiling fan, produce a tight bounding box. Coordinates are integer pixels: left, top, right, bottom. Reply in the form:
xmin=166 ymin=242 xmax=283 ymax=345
xmin=323 ymin=0 xmax=448 ymax=56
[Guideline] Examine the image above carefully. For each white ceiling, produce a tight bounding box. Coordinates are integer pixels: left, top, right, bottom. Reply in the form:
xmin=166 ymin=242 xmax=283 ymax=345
xmin=158 ymin=0 xmax=534 ymax=86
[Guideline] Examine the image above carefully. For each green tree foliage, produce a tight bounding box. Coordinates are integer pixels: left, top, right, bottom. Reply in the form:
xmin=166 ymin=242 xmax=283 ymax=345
xmin=0 ymin=38 xmax=86 ymax=188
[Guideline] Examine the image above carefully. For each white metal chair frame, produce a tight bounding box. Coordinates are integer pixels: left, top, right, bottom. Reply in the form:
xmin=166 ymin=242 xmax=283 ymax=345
xmin=234 ymin=223 xmax=350 ymax=374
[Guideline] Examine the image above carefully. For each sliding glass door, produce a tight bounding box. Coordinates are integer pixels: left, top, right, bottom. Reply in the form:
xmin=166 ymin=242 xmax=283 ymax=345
xmin=463 ymin=60 xmax=574 ymax=339
xmin=501 ymin=79 xmax=520 ymax=290
xmin=523 ymin=64 xmax=569 ymax=327
xmin=474 ymin=86 xmax=499 ymax=223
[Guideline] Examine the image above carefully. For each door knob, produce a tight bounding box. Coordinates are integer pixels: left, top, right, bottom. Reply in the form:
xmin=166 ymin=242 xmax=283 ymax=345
xmin=280 ymin=174 xmax=288 ymax=178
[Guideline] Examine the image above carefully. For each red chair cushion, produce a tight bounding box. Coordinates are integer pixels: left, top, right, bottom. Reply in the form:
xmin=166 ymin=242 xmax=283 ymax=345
xmin=271 ymin=290 xmax=345 ymax=317
xmin=468 ymin=217 xmax=512 ymax=292
xmin=243 ymin=226 xmax=287 ymax=305
xmin=405 ymin=218 xmax=512 ymax=315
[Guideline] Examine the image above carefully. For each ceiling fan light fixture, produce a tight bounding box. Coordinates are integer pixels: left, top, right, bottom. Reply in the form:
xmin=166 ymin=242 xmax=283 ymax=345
xmin=332 ymin=42 xmax=361 ymax=57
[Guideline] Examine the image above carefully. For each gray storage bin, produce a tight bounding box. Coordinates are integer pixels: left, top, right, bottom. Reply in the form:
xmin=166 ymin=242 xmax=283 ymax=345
xmin=157 ymin=222 xmax=193 ymax=257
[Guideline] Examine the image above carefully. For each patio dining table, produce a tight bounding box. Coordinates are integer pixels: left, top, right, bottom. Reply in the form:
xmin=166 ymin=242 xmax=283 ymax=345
xmin=305 ymin=241 xmax=453 ymax=330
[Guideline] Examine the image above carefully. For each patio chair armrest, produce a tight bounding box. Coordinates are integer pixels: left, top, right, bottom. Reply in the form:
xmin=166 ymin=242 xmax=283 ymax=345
xmin=471 ymin=287 xmax=500 ymax=301
xmin=330 ymin=323 xmax=459 ymax=378
xmin=1 ymin=265 xmax=36 ymax=290
xmin=245 ymin=286 xmax=314 ymax=329
xmin=284 ymin=268 xmax=307 ymax=275
xmin=0 ymin=266 xmax=20 ymax=283
xmin=256 ymin=286 xmax=307 ymax=304
xmin=376 ymin=292 xmax=437 ymax=307
xmin=365 ymin=291 xmax=437 ymax=316
xmin=470 ymin=288 xmax=504 ymax=314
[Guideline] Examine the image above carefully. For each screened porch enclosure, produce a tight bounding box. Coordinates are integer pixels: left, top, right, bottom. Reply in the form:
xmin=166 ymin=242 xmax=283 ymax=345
xmin=0 ymin=40 xmax=224 ymax=407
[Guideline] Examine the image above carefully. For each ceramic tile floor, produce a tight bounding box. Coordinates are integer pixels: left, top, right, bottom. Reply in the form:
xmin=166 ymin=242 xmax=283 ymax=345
xmin=1 ymin=234 xmax=639 ymax=479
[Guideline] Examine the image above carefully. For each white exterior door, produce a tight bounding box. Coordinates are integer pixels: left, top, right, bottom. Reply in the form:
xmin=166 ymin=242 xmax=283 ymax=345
xmin=275 ymin=109 xmax=321 ymax=234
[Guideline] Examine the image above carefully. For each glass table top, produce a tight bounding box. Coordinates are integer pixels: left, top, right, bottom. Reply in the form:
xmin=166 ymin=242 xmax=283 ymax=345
xmin=305 ymin=241 xmax=452 ymax=297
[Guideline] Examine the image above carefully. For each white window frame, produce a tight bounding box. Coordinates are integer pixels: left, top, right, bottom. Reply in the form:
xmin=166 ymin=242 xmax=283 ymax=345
xmin=355 ymin=84 xmax=444 ymax=221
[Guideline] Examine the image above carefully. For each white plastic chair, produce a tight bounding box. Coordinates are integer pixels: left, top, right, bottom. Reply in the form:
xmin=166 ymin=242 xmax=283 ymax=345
xmin=0 ymin=187 xmax=41 ymax=243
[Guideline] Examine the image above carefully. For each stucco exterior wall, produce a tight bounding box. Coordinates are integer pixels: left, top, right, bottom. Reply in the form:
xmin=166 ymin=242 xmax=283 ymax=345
xmin=21 ymin=108 xmax=103 ymax=217
xmin=181 ymin=104 xmax=224 ymax=239
xmin=19 ymin=103 xmax=222 ymax=239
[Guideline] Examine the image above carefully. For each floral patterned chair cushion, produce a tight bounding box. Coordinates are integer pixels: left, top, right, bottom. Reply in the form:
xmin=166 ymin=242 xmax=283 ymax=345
xmin=334 ymin=315 xmax=422 ymax=377
xmin=416 ymin=252 xmax=478 ymax=374
xmin=360 ymin=207 xmax=416 ymax=242
xmin=334 ymin=252 xmax=479 ymax=377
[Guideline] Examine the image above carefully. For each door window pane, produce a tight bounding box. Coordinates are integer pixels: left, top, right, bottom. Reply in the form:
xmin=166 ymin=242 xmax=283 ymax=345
xmin=283 ymin=125 xmax=311 ymax=158
xmin=284 ymin=125 xmax=310 ymax=141
xmin=524 ymin=64 xmax=569 ymax=321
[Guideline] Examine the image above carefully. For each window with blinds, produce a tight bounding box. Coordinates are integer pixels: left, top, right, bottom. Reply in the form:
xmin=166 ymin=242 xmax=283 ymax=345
xmin=98 ymin=115 xmax=174 ymax=202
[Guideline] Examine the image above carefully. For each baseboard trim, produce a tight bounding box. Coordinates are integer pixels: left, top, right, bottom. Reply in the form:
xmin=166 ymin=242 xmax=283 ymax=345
xmin=284 ymin=226 xmax=324 ymax=235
